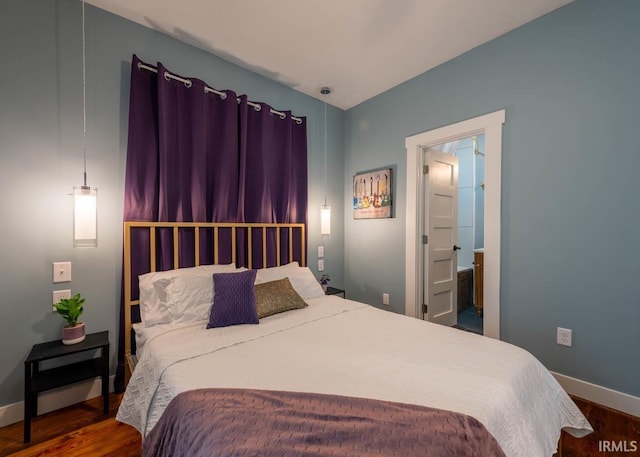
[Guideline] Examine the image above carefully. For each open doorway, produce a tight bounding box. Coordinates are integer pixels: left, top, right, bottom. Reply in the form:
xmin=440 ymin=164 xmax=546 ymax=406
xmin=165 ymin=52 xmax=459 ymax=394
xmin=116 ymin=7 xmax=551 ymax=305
xmin=405 ymin=110 xmax=505 ymax=340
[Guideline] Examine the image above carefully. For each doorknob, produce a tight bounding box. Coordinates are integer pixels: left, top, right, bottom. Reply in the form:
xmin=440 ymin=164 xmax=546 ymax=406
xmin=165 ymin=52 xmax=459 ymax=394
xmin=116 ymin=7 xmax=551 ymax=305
xmin=453 ymin=245 xmax=461 ymax=251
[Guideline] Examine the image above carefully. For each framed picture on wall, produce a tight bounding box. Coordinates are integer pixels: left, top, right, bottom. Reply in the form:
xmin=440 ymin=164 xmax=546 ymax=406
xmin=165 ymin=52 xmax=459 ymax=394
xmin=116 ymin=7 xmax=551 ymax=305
xmin=353 ymin=168 xmax=392 ymax=219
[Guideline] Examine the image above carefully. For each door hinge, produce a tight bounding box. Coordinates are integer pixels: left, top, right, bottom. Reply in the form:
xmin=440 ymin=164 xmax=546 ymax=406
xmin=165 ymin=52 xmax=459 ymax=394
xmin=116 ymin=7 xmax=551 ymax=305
xmin=422 ymin=235 xmax=428 ymax=244
xmin=422 ymin=304 xmax=428 ymax=314
xmin=423 ymin=165 xmax=429 ymax=174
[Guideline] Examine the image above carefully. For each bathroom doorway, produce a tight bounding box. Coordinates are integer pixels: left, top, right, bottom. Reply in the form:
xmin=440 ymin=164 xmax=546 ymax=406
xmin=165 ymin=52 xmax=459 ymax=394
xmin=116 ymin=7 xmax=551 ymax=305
xmin=404 ymin=110 xmax=505 ymax=340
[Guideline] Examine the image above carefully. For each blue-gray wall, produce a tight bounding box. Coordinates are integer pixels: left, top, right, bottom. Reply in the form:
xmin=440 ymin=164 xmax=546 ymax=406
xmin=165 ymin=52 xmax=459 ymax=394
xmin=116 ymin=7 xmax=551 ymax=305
xmin=0 ymin=0 xmax=344 ymax=407
xmin=344 ymin=0 xmax=639 ymax=396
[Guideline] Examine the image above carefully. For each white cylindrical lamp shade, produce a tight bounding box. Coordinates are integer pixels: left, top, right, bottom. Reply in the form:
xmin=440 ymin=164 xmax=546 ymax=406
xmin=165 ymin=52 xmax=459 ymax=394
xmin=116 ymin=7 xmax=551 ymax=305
xmin=320 ymin=204 xmax=331 ymax=236
xmin=74 ymin=186 xmax=97 ymax=247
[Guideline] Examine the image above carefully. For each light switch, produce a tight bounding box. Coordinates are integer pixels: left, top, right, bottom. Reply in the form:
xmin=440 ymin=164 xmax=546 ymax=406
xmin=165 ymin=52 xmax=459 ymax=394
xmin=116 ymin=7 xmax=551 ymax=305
xmin=53 ymin=262 xmax=72 ymax=283
xmin=318 ymin=246 xmax=325 ymax=258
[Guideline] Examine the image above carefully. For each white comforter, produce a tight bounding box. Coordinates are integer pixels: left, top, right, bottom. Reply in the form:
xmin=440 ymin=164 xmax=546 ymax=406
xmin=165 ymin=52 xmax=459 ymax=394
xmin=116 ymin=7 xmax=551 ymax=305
xmin=117 ymin=296 xmax=592 ymax=457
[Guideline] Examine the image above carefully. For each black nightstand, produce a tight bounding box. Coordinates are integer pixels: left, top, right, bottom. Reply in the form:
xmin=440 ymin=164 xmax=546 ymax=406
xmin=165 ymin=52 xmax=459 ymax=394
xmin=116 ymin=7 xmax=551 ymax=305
xmin=23 ymin=331 xmax=109 ymax=443
xmin=325 ymin=286 xmax=346 ymax=298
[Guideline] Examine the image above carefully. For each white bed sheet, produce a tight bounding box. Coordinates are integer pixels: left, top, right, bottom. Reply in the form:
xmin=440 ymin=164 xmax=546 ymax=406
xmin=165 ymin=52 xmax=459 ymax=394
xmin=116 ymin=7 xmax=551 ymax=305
xmin=118 ymin=296 xmax=591 ymax=457
xmin=132 ymin=322 xmax=182 ymax=360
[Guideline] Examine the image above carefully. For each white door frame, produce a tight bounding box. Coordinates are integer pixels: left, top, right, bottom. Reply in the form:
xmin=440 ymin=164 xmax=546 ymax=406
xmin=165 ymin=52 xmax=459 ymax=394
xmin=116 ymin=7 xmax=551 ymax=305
xmin=405 ymin=110 xmax=505 ymax=339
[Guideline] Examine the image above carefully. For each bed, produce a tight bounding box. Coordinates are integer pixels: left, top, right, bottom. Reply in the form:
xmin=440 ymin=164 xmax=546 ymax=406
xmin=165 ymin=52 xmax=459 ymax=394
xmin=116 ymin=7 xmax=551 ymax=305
xmin=116 ymin=221 xmax=592 ymax=457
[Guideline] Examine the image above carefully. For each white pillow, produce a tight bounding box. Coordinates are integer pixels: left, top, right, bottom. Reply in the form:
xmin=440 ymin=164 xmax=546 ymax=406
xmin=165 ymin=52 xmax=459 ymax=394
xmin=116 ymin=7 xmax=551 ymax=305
xmin=139 ymin=277 xmax=172 ymax=326
xmin=254 ymin=262 xmax=325 ymax=300
xmin=253 ymin=261 xmax=299 ymax=282
xmin=139 ymin=263 xmax=237 ymax=327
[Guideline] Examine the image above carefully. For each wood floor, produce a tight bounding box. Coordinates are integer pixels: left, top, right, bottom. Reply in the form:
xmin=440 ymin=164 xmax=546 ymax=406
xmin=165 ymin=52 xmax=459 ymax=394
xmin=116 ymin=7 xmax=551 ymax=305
xmin=0 ymin=392 xmax=638 ymax=456
xmin=558 ymin=397 xmax=640 ymax=457
xmin=0 ymin=394 xmax=140 ymax=457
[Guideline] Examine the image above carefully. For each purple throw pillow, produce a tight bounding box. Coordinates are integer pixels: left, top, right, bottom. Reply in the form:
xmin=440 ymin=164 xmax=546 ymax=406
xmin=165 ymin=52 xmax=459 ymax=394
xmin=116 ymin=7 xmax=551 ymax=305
xmin=207 ymin=270 xmax=259 ymax=328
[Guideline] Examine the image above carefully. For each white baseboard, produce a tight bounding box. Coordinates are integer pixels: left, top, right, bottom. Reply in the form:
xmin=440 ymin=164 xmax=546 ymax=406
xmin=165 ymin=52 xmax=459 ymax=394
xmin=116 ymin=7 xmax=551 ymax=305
xmin=0 ymin=376 xmax=115 ymax=428
xmin=552 ymin=371 xmax=640 ymax=418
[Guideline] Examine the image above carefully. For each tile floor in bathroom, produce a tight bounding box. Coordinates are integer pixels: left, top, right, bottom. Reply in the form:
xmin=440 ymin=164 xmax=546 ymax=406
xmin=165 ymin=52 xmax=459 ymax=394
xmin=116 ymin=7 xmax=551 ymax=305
xmin=455 ymin=306 xmax=483 ymax=334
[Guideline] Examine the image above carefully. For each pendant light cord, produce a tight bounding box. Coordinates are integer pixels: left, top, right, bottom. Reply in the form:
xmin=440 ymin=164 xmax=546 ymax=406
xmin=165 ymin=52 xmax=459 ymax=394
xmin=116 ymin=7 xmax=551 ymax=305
xmin=320 ymin=86 xmax=331 ymax=207
xmin=323 ymin=101 xmax=327 ymax=207
xmin=82 ymin=1 xmax=87 ymax=187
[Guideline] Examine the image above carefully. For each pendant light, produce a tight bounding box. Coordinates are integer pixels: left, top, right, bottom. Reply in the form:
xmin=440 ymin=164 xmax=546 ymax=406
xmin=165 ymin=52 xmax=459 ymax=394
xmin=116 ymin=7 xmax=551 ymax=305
xmin=320 ymin=87 xmax=331 ymax=236
xmin=74 ymin=1 xmax=97 ymax=247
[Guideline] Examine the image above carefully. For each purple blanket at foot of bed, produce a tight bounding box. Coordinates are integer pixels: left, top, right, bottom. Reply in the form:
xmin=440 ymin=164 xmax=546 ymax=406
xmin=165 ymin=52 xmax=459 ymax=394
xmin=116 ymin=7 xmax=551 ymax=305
xmin=142 ymin=388 xmax=506 ymax=457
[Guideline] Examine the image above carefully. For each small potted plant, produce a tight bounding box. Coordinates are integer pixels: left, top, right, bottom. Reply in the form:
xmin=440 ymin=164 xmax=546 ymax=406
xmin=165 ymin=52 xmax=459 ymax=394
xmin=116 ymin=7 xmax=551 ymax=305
xmin=320 ymin=274 xmax=330 ymax=292
xmin=54 ymin=293 xmax=86 ymax=345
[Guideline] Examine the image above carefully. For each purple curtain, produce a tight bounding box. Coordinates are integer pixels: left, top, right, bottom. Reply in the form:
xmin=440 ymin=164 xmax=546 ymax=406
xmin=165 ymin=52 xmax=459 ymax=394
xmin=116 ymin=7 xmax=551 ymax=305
xmin=237 ymin=96 xmax=308 ymax=267
xmin=115 ymin=55 xmax=307 ymax=391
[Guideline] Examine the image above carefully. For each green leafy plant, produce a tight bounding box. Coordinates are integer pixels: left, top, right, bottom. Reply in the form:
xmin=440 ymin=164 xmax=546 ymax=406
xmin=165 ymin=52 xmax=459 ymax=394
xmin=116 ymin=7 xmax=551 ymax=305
xmin=54 ymin=293 xmax=85 ymax=327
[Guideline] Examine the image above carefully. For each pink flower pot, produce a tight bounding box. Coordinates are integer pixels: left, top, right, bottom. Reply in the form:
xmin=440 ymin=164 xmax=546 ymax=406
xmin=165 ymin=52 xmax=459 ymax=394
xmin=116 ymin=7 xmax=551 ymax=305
xmin=62 ymin=323 xmax=86 ymax=345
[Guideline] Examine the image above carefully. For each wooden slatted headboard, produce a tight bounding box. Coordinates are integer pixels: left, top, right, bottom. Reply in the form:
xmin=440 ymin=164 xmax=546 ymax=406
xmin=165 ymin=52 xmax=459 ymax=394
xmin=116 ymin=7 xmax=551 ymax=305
xmin=123 ymin=221 xmax=306 ymax=378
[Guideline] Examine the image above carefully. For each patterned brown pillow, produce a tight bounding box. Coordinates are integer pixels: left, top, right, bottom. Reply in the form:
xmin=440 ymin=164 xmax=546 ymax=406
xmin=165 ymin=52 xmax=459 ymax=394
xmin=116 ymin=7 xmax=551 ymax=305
xmin=255 ymin=277 xmax=308 ymax=318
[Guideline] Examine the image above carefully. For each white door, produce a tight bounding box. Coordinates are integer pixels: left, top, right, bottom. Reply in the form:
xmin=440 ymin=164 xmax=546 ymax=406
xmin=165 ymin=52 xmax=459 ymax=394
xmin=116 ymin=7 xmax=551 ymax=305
xmin=423 ymin=149 xmax=459 ymax=326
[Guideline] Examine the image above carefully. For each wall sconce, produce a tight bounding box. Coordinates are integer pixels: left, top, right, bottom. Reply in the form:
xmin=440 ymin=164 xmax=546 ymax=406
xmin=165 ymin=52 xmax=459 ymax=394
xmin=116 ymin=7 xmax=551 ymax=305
xmin=73 ymin=1 xmax=97 ymax=248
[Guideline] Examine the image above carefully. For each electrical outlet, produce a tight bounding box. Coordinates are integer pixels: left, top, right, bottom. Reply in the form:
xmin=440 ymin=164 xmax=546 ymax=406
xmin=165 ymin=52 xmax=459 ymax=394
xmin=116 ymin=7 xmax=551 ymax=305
xmin=52 ymin=289 xmax=71 ymax=311
xmin=318 ymin=259 xmax=324 ymax=271
xmin=557 ymin=327 xmax=572 ymax=347
xmin=382 ymin=293 xmax=390 ymax=305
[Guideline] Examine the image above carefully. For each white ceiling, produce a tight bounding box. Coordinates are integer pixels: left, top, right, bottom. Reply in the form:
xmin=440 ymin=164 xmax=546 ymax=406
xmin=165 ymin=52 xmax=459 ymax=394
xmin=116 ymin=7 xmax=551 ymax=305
xmin=86 ymin=0 xmax=572 ymax=110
